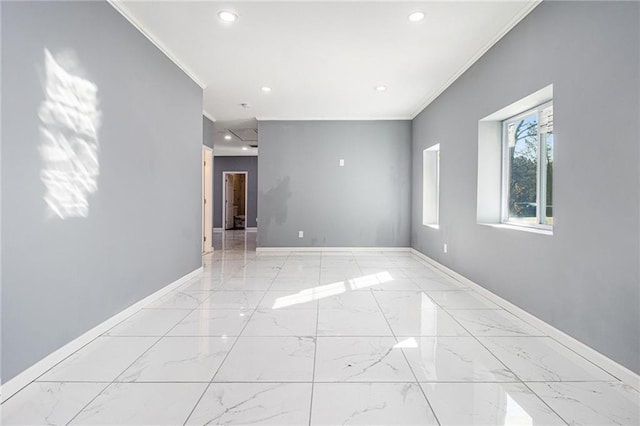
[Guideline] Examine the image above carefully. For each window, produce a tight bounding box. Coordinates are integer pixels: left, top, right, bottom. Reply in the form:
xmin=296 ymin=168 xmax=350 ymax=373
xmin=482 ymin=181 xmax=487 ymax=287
xmin=423 ymin=144 xmax=440 ymax=227
xmin=502 ymin=102 xmax=553 ymax=228
xmin=477 ymin=84 xmax=553 ymax=234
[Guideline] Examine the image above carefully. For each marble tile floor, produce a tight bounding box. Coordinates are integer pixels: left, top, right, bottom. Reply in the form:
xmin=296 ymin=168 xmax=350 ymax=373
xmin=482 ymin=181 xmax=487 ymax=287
xmin=2 ymin=230 xmax=639 ymax=425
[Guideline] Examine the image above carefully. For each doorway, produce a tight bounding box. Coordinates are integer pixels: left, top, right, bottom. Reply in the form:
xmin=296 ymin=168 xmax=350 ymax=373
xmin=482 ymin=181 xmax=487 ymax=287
xmin=222 ymin=171 xmax=248 ymax=230
xmin=202 ymin=147 xmax=213 ymax=253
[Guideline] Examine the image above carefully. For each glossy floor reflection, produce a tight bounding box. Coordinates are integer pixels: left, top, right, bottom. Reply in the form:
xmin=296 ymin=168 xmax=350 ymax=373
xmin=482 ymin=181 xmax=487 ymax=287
xmin=3 ymin=230 xmax=639 ymax=425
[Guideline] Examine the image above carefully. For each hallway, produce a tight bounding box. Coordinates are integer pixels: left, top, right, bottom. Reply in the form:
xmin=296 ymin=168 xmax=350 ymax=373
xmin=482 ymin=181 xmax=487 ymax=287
xmin=2 ymin=231 xmax=638 ymax=425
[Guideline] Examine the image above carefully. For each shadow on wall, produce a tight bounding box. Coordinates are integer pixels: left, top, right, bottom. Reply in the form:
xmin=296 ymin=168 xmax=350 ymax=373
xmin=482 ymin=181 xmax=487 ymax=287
xmin=258 ymin=176 xmax=292 ymax=228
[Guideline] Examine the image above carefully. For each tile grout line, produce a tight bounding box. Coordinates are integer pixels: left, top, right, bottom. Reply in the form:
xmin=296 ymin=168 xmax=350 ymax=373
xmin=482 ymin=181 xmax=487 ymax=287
xmin=64 ymin=306 xmax=195 ymax=425
xmin=436 ymin=285 xmax=571 ymax=425
xmin=369 ymin=280 xmax=442 ymax=426
xmin=66 ymin=242 xmax=249 ymax=424
xmin=407 ymin=252 xmax=617 ymax=422
xmin=409 ymin=252 xmax=625 ymax=382
xmin=11 ymin=236 xmax=629 ymax=425
xmin=519 ymin=381 xmax=571 ymax=425
xmin=183 ymin=246 xmax=289 ymax=425
xmin=385 ymin=252 xmax=569 ymax=424
xmin=30 ymin=379 xmax=625 ymax=384
xmin=0 ymin=286 xmax=178 ymax=405
xmin=2 ymin=263 xmax=218 ymax=405
xmin=329 ymin=378 xmax=616 ymax=385
xmin=307 ymin=251 xmax=324 ymax=426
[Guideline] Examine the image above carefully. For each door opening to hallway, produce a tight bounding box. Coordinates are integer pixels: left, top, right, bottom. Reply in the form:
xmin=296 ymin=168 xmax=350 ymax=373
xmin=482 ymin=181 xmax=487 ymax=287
xmin=223 ymin=171 xmax=248 ymax=230
xmin=202 ymin=147 xmax=213 ymax=253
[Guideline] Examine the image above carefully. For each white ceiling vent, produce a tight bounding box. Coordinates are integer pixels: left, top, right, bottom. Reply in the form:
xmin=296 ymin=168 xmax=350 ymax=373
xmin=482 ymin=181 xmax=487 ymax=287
xmin=230 ymin=128 xmax=258 ymax=142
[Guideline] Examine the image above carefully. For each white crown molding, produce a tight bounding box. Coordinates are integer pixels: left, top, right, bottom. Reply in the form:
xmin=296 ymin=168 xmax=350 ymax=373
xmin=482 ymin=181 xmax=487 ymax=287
xmin=410 ymin=0 xmax=542 ymax=119
xmin=203 ymin=111 xmax=216 ymax=122
xmin=410 ymin=248 xmax=640 ymax=391
xmin=107 ymin=0 xmax=207 ymax=89
xmin=0 ymin=266 xmax=203 ymax=403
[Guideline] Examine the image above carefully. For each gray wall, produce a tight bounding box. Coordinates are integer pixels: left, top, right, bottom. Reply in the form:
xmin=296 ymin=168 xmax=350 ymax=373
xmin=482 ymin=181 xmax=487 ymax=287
xmin=213 ymin=156 xmax=258 ymax=228
xmin=1 ymin=1 xmax=203 ymax=382
xmin=411 ymin=1 xmax=639 ymax=373
xmin=258 ymin=121 xmax=411 ymax=247
xmin=203 ymin=116 xmax=215 ymax=149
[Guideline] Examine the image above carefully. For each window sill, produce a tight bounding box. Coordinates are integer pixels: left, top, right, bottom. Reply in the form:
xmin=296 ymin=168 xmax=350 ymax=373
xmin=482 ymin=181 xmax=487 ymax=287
xmin=478 ymin=222 xmax=553 ymax=236
xmin=423 ymin=224 xmax=440 ymax=229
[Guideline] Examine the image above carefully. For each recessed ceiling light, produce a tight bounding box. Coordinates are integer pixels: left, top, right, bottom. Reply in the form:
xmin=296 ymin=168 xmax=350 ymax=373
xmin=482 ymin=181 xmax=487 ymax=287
xmin=261 ymin=86 xmax=272 ymax=93
xmin=224 ymin=135 xmax=232 ymax=140
xmin=408 ymin=11 xmax=425 ymax=22
xmin=218 ymin=10 xmax=238 ymax=23
xmin=375 ymin=85 xmax=387 ymax=92
xmin=242 ymin=147 xmax=248 ymax=151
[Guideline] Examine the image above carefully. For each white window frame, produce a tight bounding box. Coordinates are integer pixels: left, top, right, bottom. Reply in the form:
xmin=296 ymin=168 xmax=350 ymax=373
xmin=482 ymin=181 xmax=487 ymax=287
xmin=501 ymin=101 xmax=553 ymax=230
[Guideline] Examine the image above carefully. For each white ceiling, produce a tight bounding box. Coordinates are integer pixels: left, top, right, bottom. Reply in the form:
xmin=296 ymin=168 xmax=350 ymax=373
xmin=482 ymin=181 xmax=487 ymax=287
xmin=213 ymin=118 xmax=259 ymax=156
xmin=113 ymin=0 xmax=540 ymax=155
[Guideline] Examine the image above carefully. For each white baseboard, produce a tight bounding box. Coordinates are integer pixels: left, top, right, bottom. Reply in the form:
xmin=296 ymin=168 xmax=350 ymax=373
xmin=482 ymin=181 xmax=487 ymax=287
xmin=213 ymin=228 xmax=224 ymax=232
xmin=256 ymin=247 xmax=411 ymax=254
xmin=410 ymin=248 xmax=640 ymax=390
xmin=0 ymin=266 xmax=203 ymax=403
xmin=246 ymin=227 xmax=257 ymax=232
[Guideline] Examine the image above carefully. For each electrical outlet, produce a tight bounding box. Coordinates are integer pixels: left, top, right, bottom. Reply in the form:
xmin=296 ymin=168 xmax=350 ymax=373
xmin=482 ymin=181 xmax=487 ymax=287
xmin=443 ymin=243 xmax=448 ymax=254
xmin=299 ymin=231 xmax=304 ymax=238
xmin=339 ymin=159 xmax=345 ymax=166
